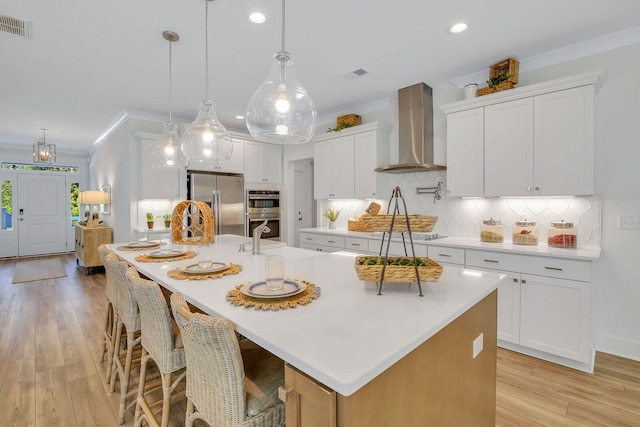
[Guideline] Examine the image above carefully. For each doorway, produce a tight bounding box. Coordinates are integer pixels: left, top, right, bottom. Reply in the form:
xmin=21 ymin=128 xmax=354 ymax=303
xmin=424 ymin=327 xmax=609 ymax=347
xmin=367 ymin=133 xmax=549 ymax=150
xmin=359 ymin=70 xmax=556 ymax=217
xmin=17 ymin=173 xmax=69 ymax=256
xmin=292 ymin=160 xmax=315 ymax=247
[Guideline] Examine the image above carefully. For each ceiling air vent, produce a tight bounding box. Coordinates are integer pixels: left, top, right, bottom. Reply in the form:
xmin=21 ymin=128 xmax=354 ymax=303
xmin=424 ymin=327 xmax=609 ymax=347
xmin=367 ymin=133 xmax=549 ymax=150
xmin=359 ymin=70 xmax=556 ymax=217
xmin=0 ymin=11 xmax=30 ymax=38
xmin=351 ymin=68 xmax=369 ymax=77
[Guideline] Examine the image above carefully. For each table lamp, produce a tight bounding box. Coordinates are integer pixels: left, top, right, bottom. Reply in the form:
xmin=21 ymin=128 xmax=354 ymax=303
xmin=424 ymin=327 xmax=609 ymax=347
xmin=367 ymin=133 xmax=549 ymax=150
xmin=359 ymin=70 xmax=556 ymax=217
xmin=81 ymin=190 xmax=107 ymax=227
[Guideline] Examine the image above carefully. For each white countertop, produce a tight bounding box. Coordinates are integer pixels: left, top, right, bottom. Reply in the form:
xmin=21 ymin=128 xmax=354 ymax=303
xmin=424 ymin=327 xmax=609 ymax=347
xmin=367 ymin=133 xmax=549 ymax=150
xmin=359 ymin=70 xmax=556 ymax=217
xmin=109 ymin=234 xmax=503 ymax=396
xmin=299 ymin=227 xmax=601 ymax=261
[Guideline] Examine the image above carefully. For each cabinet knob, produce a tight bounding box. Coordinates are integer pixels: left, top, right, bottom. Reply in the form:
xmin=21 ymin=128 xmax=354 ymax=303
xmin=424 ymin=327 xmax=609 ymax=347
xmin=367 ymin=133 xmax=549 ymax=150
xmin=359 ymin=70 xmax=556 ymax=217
xmin=521 ymin=279 xmax=527 ymax=284
xmin=513 ymin=278 xmax=518 ymax=282
xmin=278 ymin=387 xmax=293 ymax=402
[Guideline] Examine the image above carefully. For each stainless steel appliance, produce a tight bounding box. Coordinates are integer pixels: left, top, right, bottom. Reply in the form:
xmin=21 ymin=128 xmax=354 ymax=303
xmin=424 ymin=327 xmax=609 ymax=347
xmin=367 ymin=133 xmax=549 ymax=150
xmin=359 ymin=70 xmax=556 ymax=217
xmin=187 ymin=172 xmax=245 ymax=236
xmin=246 ymin=190 xmax=281 ymax=240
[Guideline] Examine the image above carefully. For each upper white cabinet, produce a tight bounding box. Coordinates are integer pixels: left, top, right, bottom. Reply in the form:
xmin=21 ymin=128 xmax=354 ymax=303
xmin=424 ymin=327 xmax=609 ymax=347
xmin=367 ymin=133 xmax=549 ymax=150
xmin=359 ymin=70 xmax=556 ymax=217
xmin=136 ymin=133 xmax=181 ymax=200
xmin=442 ymin=71 xmax=602 ymax=197
xmin=313 ymin=122 xmax=390 ymax=200
xmin=186 ymin=137 xmax=245 ymax=174
xmin=314 ymin=135 xmax=355 ymax=199
xmin=445 ymin=108 xmax=484 ymax=197
xmin=245 ymin=141 xmax=282 ymax=184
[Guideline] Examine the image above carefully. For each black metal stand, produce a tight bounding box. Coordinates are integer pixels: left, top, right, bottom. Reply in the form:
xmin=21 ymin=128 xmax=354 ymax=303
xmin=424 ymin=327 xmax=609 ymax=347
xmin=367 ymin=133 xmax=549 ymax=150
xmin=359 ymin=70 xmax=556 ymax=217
xmin=377 ymin=186 xmax=423 ymax=297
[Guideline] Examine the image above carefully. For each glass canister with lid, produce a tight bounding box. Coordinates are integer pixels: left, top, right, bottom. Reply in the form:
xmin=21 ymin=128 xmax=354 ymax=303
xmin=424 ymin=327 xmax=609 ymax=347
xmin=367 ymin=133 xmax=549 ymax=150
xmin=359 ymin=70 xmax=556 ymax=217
xmin=481 ymin=218 xmax=504 ymax=243
xmin=548 ymin=220 xmax=577 ymax=248
xmin=512 ymin=219 xmax=538 ymax=245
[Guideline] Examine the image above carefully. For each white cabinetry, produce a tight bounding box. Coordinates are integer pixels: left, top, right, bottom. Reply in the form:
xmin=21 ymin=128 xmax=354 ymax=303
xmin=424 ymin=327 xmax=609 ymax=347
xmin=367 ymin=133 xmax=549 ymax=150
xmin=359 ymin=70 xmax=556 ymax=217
xmin=445 ymin=108 xmax=484 ymax=197
xmin=313 ymin=135 xmax=354 ymax=199
xmin=427 ymin=245 xmax=465 ymax=266
xmin=245 ymin=141 xmax=282 ymax=184
xmin=136 ymin=133 xmax=181 ymax=199
xmin=188 ymin=138 xmax=245 ymax=174
xmin=299 ymin=233 xmax=345 ymax=253
xmin=442 ymin=71 xmax=602 ymax=197
xmin=313 ymin=123 xmax=390 ymax=200
xmin=466 ymin=249 xmax=592 ymax=368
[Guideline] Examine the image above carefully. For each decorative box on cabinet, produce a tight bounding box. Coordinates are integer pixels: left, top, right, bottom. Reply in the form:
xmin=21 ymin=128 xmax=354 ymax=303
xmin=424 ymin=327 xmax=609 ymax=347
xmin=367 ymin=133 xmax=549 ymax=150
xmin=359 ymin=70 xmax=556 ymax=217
xmin=442 ymin=71 xmax=602 ymax=197
xmin=245 ymin=141 xmax=282 ymax=184
xmin=313 ymin=122 xmax=390 ymax=200
xmin=75 ymin=225 xmax=112 ymax=274
xmin=465 ymin=249 xmax=592 ymax=371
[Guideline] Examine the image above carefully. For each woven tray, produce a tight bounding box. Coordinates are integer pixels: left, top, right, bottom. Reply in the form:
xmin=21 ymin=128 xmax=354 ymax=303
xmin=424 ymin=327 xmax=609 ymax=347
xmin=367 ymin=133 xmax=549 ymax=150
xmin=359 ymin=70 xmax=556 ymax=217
xmin=354 ymin=257 xmax=442 ymax=283
xmin=359 ymin=215 xmax=437 ymax=232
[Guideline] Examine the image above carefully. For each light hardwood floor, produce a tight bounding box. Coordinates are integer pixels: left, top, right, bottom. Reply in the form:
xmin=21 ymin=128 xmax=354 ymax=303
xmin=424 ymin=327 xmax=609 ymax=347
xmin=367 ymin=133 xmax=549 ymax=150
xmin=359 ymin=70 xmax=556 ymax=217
xmin=1 ymin=254 xmax=639 ymax=426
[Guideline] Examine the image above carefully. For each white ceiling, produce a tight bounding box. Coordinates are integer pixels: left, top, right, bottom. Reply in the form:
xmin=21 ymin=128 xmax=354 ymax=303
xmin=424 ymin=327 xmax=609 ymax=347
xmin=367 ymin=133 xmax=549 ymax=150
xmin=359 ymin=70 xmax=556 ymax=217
xmin=1 ymin=0 xmax=639 ymax=153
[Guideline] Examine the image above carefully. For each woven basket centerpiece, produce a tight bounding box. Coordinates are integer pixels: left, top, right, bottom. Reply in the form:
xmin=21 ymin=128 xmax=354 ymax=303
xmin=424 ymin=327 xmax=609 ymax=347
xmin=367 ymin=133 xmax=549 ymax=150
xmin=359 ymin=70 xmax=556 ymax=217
xmin=354 ymin=256 xmax=443 ymax=283
xmin=171 ymin=200 xmax=215 ymax=245
xmin=358 ymin=214 xmax=437 ymax=232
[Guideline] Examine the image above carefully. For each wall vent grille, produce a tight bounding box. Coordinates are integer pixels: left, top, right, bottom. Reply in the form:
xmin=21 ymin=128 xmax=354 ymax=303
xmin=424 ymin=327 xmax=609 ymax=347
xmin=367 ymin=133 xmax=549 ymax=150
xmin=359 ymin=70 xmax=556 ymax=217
xmin=0 ymin=12 xmax=30 ymax=38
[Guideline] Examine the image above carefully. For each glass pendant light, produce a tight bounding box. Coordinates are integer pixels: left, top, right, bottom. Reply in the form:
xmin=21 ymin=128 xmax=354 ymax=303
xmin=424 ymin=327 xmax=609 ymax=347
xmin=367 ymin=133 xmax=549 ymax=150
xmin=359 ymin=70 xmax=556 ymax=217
xmin=246 ymin=0 xmax=317 ymax=143
xmin=181 ymin=0 xmax=233 ymax=166
xmin=150 ymin=30 xmax=183 ymax=169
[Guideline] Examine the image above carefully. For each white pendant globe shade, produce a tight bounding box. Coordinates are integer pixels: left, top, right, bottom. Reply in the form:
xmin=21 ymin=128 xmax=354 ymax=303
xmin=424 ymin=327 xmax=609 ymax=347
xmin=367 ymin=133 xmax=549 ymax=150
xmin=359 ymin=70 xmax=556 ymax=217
xmin=246 ymin=51 xmax=317 ymax=143
xmin=181 ymin=100 xmax=233 ymax=165
xmin=150 ymin=121 xmax=183 ymax=168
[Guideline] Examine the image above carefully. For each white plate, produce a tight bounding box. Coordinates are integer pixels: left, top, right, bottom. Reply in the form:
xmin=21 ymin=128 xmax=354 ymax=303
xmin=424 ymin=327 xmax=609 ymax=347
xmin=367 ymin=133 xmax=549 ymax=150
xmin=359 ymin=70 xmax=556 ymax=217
xmin=148 ymin=250 xmax=186 ymax=259
xmin=178 ymin=262 xmax=230 ymax=274
xmin=240 ymin=279 xmax=307 ymax=299
xmin=125 ymin=241 xmax=159 ymax=248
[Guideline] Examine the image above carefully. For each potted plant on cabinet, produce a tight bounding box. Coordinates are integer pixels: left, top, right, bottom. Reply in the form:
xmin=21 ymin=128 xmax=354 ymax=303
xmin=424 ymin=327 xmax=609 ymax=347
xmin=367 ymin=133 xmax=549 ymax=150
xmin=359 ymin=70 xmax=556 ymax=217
xmin=146 ymin=213 xmax=154 ymax=229
xmin=163 ymin=213 xmax=171 ymax=228
xmin=324 ymin=208 xmax=342 ymax=229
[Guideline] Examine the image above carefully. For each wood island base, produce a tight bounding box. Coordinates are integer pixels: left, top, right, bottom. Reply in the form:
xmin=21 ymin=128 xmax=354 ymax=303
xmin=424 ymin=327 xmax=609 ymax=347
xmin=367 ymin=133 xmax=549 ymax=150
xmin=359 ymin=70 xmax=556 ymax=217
xmin=283 ymin=290 xmax=498 ymax=427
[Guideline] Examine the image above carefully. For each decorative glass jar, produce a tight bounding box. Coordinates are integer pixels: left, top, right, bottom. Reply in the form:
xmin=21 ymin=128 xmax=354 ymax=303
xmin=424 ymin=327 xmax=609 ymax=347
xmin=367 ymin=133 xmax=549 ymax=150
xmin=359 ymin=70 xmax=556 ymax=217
xmin=512 ymin=220 xmax=538 ymax=245
xmin=481 ymin=218 xmax=503 ymax=243
xmin=548 ymin=221 xmax=577 ymax=248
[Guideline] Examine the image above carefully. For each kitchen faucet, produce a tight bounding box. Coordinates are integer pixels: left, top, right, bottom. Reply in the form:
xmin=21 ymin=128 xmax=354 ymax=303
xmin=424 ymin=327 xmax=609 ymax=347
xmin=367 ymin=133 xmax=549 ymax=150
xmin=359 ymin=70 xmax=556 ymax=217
xmin=251 ymin=219 xmax=271 ymax=255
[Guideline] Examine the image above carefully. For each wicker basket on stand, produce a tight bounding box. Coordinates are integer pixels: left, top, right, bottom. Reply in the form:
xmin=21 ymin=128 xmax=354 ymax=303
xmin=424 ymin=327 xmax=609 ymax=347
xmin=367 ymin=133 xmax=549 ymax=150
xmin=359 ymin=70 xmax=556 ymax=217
xmin=354 ymin=257 xmax=443 ymax=282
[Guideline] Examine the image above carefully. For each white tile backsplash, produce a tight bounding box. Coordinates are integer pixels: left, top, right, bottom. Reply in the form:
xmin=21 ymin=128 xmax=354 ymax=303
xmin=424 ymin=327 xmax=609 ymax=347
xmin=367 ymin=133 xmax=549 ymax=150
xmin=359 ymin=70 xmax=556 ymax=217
xmin=322 ymin=171 xmax=601 ymax=248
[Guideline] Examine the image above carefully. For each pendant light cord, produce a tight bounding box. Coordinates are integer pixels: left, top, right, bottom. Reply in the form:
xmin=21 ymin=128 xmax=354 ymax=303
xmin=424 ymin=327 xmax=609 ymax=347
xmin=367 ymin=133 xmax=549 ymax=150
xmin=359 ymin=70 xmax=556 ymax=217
xmin=169 ymin=39 xmax=173 ymax=122
xmin=205 ymin=0 xmax=210 ymax=101
xmin=281 ymin=0 xmax=286 ymax=52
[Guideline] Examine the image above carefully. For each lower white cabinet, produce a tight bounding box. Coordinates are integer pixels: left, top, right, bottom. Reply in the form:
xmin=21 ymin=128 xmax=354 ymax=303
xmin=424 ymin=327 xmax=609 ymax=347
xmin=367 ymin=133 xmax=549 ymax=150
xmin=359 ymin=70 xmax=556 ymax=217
xmin=466 ymin=249 xmax=592 ymax=368
xmin=299 ymin=233 xmax=345 ymax=253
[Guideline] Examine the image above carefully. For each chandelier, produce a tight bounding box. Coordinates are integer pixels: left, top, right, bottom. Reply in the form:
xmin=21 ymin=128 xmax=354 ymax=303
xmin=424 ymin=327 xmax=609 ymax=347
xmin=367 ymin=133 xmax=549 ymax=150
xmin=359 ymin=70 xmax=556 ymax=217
xmin=33 ymin=128 xmax=56 ymax=163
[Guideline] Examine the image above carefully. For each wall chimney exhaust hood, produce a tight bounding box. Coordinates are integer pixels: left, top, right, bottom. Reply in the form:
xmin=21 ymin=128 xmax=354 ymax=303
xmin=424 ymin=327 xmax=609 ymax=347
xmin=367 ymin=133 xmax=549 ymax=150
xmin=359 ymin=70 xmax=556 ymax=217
xmin=375 ymin=82 xmax=446 ymax=173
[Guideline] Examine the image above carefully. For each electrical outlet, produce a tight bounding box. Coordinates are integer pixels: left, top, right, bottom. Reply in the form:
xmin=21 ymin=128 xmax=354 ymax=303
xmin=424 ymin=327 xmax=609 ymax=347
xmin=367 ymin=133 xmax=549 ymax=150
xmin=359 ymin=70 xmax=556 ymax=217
xmin=472 ymin=333 xmax=483 ymax=359
xmin=618 ymin=215 xmax=638 ymax=230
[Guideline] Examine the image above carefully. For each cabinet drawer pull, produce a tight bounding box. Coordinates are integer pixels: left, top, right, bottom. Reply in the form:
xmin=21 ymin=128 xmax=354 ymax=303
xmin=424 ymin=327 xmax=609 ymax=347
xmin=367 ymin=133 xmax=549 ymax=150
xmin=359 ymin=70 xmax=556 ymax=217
xmin=544 ymin=266 xmax=563 ymax=271
xmin=438 ymin=253 xmax=451 ymax=257
xmin=278 ymin=386 xmax=293 ymax=402
xmin=327 ymin=240 xmax=335 ymax=243
xmin=305 ymin=237 xmax=312 ymax=240
xmin=483 ymin=259 xmax=498 ymax=263
xmin=350 ymin=243 xmax=360 ymax=246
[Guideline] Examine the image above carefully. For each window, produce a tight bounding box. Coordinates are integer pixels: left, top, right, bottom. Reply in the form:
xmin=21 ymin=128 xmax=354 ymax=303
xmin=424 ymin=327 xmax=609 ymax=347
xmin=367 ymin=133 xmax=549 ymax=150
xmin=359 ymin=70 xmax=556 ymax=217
xmin=70 ymin=182 xmax=80 ymax=226
xmin=1 ymin=180 xmax=13 ymax=231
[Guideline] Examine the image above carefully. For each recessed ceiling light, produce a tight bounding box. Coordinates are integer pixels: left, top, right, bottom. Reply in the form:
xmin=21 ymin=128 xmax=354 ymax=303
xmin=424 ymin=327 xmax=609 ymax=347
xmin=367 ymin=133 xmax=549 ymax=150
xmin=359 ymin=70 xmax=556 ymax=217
xmin=449 ymin=22 xmax=468 ymax=34
xmin=249 ymin=12 xmax=266 ymax=24
xmin=235 ymin=115 xmax=245 ymax=120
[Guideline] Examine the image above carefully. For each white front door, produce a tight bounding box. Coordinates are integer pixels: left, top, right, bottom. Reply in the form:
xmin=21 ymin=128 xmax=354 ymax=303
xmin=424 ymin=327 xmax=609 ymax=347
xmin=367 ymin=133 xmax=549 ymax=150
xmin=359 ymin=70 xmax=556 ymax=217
xmin=18 ymin=173 xmax=68 ymax=256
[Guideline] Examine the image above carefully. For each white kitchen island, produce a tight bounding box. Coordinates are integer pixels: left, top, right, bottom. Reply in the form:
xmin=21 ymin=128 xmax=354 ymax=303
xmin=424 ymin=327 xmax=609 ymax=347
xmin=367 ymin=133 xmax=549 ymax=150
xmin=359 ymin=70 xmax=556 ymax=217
xmin=110 ymin=234 xmax=504 ymax=426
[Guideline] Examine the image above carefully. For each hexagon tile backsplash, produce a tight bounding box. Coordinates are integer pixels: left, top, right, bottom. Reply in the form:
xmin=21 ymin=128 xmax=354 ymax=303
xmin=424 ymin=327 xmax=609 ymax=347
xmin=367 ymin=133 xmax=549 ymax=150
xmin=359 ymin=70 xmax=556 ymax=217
xmin=324 ymin=171 xmax=601 ymax=248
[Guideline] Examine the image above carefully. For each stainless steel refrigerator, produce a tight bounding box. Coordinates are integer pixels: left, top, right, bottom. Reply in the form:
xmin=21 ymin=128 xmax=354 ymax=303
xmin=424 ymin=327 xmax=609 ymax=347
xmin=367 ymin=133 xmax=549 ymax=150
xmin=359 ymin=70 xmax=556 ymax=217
xmin=187 ymin=172 xmax=245 ymax=236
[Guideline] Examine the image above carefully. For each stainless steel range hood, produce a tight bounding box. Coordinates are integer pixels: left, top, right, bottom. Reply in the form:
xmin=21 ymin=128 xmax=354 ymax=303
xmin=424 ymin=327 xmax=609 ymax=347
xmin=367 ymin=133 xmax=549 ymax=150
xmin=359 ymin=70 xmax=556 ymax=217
xmin=375 ymin=82 xmax=446 ymax=173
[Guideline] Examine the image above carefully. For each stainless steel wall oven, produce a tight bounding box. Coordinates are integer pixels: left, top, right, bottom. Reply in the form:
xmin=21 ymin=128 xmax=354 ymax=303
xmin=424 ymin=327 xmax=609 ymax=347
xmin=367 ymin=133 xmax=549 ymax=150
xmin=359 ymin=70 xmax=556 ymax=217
xmin=245 ymin=190 xmax=281 ymax=240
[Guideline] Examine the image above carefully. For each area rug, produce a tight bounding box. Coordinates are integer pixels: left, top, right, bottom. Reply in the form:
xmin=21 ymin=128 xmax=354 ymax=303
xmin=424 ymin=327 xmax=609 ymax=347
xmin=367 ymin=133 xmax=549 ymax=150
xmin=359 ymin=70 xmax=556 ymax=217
xmin=12 ymin=257 xmax=67 ymax=284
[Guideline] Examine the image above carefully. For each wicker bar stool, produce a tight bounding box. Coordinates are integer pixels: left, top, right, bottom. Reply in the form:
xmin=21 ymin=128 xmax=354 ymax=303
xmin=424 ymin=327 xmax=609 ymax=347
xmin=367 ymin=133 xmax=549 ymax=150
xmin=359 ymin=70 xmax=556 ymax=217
xmin=170 ymin=293 xmax=285 ymax=427
xmin=97 ymin=244 xmax=119 ymax=384
xmin=126 ymin=267 xmax=186 ymax=427
xmin=104 ymin=252 xmax=142 ymax=424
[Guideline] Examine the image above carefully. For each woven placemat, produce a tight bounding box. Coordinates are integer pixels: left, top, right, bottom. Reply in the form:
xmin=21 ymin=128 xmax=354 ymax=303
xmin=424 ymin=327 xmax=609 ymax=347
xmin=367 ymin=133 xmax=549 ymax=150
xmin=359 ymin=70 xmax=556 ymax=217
xmin=117 ymin=243 xmax=162 ymax=251
xmin=167 ymin=263 xmax=242 ymax=280
xmin=226 ymin=279 xmax=320 ymax=311
xmin=135 ymin=251 xmax=197 ymax=263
